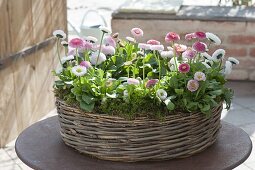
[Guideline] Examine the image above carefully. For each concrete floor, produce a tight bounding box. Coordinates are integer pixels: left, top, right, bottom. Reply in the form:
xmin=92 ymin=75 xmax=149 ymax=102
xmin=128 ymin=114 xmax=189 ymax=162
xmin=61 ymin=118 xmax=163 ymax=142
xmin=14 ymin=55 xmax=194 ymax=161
xmin=0 ymin=81 xmax=254 ymax=170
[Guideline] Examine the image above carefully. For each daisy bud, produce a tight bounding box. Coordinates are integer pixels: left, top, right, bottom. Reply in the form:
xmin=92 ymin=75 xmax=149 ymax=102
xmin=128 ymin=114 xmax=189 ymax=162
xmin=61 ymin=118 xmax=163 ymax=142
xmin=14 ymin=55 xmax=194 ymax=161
xmin=147 ymin=39 xmax=160 ymax=45
xmin=69 ymin=38 xmax=84 ymax=48
xmin=194 ymin=31 xmax=206 ymax=40
xmin=61 ymin=41 xmax=68 ymax=47
xmin=212 ymin=49 xmax=225 ymax=61
xmin=131 ymin=28 xmax=143 ymax=38
xmin=206 ymin=32 xmax=221 ymax=45
xmin=99 ymin=26 xmax=112 ymax=34
xmin=224 ymin=61 xmax=233 ymax=75
xmin=165 ymin=32 xmax=180 ymax=43
xmin=53 ymin=29 xmax=66 ymax=39
xmin=228 ymin=57 xmax=239 ymax=65
xmin=112 ymin=32 xmax=119 ymax=38
xmin=126 ymin=36 xmax=136 ymax=43
xmin=85 ymin=36 xmax=98 ymax=43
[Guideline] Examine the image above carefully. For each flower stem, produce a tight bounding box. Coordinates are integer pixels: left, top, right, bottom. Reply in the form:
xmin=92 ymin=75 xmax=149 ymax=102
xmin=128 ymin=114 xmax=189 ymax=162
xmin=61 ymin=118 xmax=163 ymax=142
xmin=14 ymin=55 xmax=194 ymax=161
xmin=96 ymin=32 xmax=105 ymax=68
xmin=143 ymin=51 xmax=145 ymax=80
xmin=171 ymin=42 xmax=178 ymax=73
xmin=75 ymin=48 xmax=79 ymax=65
xmin=56 ymin=38 xmax=62 ymax=67
xmin=154 ymin=50 xmax=161 ymax=81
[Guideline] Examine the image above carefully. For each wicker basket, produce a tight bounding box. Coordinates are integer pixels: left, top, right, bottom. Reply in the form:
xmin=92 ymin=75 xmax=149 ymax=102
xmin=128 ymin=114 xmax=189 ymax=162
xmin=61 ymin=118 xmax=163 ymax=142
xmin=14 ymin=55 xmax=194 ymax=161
xmin=56 ymin=99 xmax=222 ymax=162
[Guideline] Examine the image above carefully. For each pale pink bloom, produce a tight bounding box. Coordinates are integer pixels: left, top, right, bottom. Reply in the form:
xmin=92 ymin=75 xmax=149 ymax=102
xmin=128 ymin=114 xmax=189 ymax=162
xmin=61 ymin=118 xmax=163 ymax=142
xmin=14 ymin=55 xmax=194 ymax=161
xmin=150 ymin=45 xmax=164 ymax=51
xmin=146 ymin=79 xmax=158 ymax=88
xmin=127 ymin=78 xmax=140 ymax=85
xmin=194 ymin=31 xmax=206 ymax=39
xmin=156 ymin=89 xmax=167 ymax=101
xmin=68 ymin=49 xmax=76 ymax=56
xmin=165 ymin=32 xmax=180 ymax=43
xmin=194 ymin=72 xmax=206 ymax=81
xmin=85 ymin=36 xmax=98 ymax=43
xmin=69 ymin=38 xmax=84 ymax=48
xmin=187 ymin=80 xmax=199 ymax=92
xmin=78 ymin=40 xmax=93 ymax=52
xmin=192 ymin=42 xmax=207 ymax=53
xmin=174 ymin=44 xmax=187 ymax=55
xmin=185 ymin=33 xmax=196 ymax=40
xmin=131 ymin=28 xmax=143 ymax=38
xmin=147 ymin=39 xmax=160 ymax=45
xmin=92 ymin=44 xmax=100 ymax=51
xmin=103 ymin=36 xmax=116 ymax=48
xmin=138 ymin=43 xmax=151 ymax=50
xmin=90 ymin=51 xmax=106 ymax=65
xmin=80 ymin=61 xmax=92 ymax=69
xmin=182 ymin=48 xmax=197 ymax=59
xmin=160 ymin=50 xmax=174 ymax=59
xmin=126 ymin=36 xmax=136 ymax=43
xmin=101 ymin=45 xmax=115 ymax=55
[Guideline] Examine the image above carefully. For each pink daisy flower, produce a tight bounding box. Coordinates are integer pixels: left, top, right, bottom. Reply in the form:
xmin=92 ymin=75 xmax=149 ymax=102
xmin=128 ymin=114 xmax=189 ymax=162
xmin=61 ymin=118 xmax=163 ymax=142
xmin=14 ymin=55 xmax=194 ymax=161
xmin=127 ymin=78 xmax=140 ymax=85
xmin=146 ymin=79 xmax=158 ymax=88
xmin=147 ymin=39 xmax=160 ymax=45
xmin=192 ymin=42 xmax=207 ymax=53
xmin=103 ymin=36 xmax=116 ymax=48
xmin=165 ymin=32 xmax=180 ymax=43
xmin=194 ymin=72 xmax=206 ymax=81
xmin=138 ymin=43 xmax=151 ymax=50
xmin=131 ymin=28 xmax=143 ymax=38
xmin=178 ymin=63 xmax=190 ymax=73
xmin=174 ymin=44 xmax=187 ymax=55
xmin=150 ymin=45 xmax=164 ymax=51
xmin=101 ymin=45 xmax=115 ymax=55
xmin=182 ymin=48 xmax=197 ymax=59
xmin=187 ymin=80 xmax=199 ymax=92
xmin=194 ymin=32 xmax=206 ymax=40
xmin=185 ymin=33 xmax=196 ymax=40
xmin=69 ymin=38 xmax=84 ymax=48
xmin=80 ymin=61 xmax=92 ymax=69
xmin=78 ymin=40 xmax=93 ymax=52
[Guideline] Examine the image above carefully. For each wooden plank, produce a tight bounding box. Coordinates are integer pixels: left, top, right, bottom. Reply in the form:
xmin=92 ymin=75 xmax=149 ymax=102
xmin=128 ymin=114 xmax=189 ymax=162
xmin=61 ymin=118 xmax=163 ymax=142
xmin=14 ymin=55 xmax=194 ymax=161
xmin=51 ymin=0 xmax=67 ymax=32
xmin=0 ymin=66 xmax=18 ymax=147
xmin=0 ymin=0 xmax=11 ymax=58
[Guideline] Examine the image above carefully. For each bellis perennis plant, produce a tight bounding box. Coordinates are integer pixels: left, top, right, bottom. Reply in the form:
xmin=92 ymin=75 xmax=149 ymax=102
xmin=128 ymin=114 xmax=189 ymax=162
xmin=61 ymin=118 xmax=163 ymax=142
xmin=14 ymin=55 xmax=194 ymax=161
xmin=52 ymin=28 xmax=238 ymax=119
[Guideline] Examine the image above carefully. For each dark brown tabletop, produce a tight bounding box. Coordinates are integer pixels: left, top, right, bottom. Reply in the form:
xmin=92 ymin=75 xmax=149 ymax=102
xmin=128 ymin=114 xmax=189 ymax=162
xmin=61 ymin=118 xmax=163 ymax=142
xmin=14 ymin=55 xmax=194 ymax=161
xmin=15 ymin=116 xmax=252 ymax=170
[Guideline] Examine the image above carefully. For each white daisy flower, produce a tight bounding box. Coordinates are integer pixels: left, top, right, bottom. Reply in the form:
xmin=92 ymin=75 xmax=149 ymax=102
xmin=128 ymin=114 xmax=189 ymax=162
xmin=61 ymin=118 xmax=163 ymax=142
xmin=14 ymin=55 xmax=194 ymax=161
xmin=53 ymin=30 xmax=66 ymax=39
xmin=71 ymin=65 xmax=87 ymax=76
xmin=206 ymin=32 xmax=221 ymax=45
xmin=99 ymin=26 xmax=112 ymax=34
xmin=224 ymin=61 xmax=233 ymax=75
xmin=194 ymin=72 xmax=206 ymax=81
xmin=201 ymin=52 xmax=212 ymax=60
xmin=126 ymin=36 xmax=136 ymax=43
xmin=61 ymin=41 xmax=68 ymax=47
xmin=150 ymin=45 xmax=164 ymax=52
xmin=202 ymin=62 xmax=211 ymax=69
xmin=85 ymin=36 xmax=98 ymax=43
xmin=138 ymin=43 xmax=151 ymax=50
xmin=90 ymin=51 xmax=107 ymax=65
xmin=227 ymin=57 xmax=240 ymax=65
xmin=160 ymin=51 xmax=174 ymax=59
xmin=156 ymin=89 xmax=168 ymax=101
xmin=212 ymin=49 xmax=225 ymax=61
xmin=167 ymin=46 xmax=173 ymax=51
xmin=61 ymin=55 xmax=74 ymax=64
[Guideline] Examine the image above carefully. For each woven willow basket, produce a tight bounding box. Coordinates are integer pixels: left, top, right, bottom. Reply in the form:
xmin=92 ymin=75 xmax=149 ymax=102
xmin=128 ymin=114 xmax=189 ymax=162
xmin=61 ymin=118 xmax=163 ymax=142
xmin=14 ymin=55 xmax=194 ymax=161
xmin=56 ymin=99 xmax=223 ymax=162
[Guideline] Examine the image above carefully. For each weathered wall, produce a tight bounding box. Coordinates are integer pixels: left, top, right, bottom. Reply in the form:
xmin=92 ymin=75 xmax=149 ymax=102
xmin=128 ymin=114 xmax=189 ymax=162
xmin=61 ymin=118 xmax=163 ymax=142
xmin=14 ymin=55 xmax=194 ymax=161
xmin=112 ymin=14 xmax=255 ymax=81
xmin=0 ymin=0 xmax=67 ymax=147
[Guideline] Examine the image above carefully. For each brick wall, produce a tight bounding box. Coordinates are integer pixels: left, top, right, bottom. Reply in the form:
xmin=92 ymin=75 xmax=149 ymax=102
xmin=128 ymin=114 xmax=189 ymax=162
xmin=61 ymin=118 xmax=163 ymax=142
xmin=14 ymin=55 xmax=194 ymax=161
xmin=112 ymin=19 xmax=255 ymax=81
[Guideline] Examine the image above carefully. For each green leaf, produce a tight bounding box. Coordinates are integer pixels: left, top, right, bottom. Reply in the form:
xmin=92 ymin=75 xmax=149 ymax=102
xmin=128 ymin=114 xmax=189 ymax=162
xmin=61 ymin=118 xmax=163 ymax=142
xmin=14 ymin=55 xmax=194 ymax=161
xmin=82 ymin=94 xmax=95 ymax=104
xmin=106 ymin=93 xmax=117 ymax=98
xmin=164 ymin=99 xmax=175 ymax=111
xmin=201 ymin=104 xmax=210 ymax=112
xmin=80 ymin=101 xmax=95 ymax=112
xmin=175 ymin=89 xmax=184 ymax=95
xmin=210 ymin=89 xmax=222 ymax=96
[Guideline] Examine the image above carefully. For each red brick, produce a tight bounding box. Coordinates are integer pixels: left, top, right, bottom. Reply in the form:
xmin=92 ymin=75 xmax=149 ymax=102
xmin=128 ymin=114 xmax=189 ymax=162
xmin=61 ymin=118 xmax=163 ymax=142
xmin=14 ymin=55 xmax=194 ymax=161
xmin=249 ymin=47 xmax=255 ymax=57
xmin=228 ymin=35 xmax=255 ymax=45
xmin=225 ymin=48 xmax=247 ymax=57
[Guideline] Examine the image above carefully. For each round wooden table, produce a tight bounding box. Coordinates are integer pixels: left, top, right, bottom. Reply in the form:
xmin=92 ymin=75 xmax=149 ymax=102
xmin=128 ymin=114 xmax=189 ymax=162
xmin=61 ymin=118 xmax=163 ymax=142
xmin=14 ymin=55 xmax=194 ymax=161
xmin=15 ymin=116 xmax=252 ymax=170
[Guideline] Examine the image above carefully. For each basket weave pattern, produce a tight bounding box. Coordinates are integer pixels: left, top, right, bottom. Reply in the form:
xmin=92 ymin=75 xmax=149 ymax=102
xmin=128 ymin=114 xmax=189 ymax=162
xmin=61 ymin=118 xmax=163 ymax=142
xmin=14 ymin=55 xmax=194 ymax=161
xmin=56 ymin=99 xmax=222 ymax=162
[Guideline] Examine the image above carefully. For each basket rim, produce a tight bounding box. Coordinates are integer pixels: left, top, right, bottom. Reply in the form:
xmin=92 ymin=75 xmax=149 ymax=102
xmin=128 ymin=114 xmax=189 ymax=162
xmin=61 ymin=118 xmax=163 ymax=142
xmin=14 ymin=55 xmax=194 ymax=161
xmin=56 ymin=98 xmax=223 ymax=122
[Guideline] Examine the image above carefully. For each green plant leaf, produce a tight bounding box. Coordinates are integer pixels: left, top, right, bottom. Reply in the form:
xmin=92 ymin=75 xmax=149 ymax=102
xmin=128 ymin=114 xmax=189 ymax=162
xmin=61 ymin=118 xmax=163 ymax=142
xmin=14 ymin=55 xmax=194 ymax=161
xmin=164 ymin=99 xmax=175 ymax=111
xmin=80 ymin=101 xmax=95 ymax=112
xmin=82 ymin=94 xmax=95 ymax=104
xmin=175 ymin=89 xmax=184 ymax=95
xmin=106 ymin=93 xmax=117 ymax=98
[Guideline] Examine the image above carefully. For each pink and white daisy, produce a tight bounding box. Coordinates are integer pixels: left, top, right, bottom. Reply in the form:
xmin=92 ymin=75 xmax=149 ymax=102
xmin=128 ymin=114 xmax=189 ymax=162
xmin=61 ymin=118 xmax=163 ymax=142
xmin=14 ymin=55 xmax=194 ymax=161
xmin=156 ymin=89 xmax=168 ymax=101
xmin=150 ymin=45 xmax=164 ymax=51
xmin=138 ymin=43 xmax=151 ymax=50
xmin=146 ymin=79 xmax=158 ymax=88
xmin=85 ymin=36 xmax=98 ymax=43
xmin=187 ymin=80 xmax=199 ymax=92
xmin=101 ymin=45 xmax=115 ymax=55
xmin=131 ymin=28 xmax=143 ymax=38
xmin=69 ymin=38 xmax=84 ymax=48
xmin=147 ymin=39 xmax=160 ymax=45
xmin=182 ymin=48 xmax=197 ymax=59
xmin=185 ymin=33 xmax=196 ymax=40
xmin=90 ymin=51 xmax=106 ymax=65
xmin=160 ymin=51 xmax=174 ymax=59
xmin=194 ymin=72 xmax=206 ymax=81
xmin=80 ymin=61 xmax=92 ymax=69
xmin=127 ymin=78 xmax=140 ymax=85
xmin=103 ymin=36 xmax=116 ymax=48
xmin=126 ymin=36 xmax=136 ymax=43
xmin=174 ymin=44 xmax=187 ymax=55
xmin=192 ymin=41 xmax=207 ymax=53
xmin=78 ymin=40 xmax=93 ymax=52
xmin=71 ymin=65 xmax=87 ymax=76
xmin=178 ymin=63 xmax=190 ymax=73
xmin=194 ymin=31 xmax=206 ymax=40
xmin=165 ymin=32 xmax=180 ymax=43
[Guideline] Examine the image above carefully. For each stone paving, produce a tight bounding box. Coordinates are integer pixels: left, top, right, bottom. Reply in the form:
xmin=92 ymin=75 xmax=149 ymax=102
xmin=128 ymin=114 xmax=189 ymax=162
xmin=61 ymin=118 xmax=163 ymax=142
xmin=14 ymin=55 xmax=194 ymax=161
xmin=1 ymin=0 xmax=255 ymax=169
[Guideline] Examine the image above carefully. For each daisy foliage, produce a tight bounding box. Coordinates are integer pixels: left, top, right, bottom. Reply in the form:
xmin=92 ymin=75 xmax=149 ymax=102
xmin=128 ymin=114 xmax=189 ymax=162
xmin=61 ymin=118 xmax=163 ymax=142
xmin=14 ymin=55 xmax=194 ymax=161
xmin=52 ymin=29 xmax=238 ymax=119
